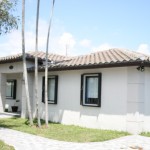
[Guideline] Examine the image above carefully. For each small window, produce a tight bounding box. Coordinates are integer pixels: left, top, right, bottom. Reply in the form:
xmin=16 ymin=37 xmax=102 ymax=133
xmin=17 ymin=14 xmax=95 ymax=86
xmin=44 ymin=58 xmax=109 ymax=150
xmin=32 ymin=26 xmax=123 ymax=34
xmin=80 ymin=73 xmax=101 ymax=107
xmin=6 ymin=80 xmax=17 ymax=99
xmin=42 ymin=75 xmax=58 ymax=104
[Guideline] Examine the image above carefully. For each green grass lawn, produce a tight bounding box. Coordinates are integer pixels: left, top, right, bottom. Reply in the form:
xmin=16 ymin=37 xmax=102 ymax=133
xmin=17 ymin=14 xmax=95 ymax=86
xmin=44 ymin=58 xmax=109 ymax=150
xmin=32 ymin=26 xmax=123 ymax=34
xmin=0 ymin=140 xmax=14 ymax=150
xmin=141 ymin=132 xmax=150 ymax=137
xmin=0 ymin=117 xmax=129 ymax=142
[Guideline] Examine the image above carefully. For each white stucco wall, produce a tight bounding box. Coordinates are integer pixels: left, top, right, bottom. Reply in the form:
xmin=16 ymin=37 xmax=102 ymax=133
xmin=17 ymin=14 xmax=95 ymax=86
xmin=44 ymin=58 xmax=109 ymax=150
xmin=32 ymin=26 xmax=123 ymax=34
xmin=5 ymin=73 xmax=22 ymax=112
xmin=0 ymin=61 xmax=34 ymax=73
xmin=0 ymin=60 xmax=150 ymax=133
xmin=0 ymin=61 xmax=34 ymax=114
xmin=126 ymin=67 xmax=145 ymax=134
xmin=36 ymin=67 xmax=128 ymax=131
xmin=143 ymin=67 xmax=150 ymax=132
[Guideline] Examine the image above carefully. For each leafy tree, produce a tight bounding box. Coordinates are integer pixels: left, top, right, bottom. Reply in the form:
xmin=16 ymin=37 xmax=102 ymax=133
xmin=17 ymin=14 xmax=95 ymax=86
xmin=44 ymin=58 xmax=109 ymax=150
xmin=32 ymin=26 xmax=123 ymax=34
xmin=0 ymin=0 xmax=19 ymax=35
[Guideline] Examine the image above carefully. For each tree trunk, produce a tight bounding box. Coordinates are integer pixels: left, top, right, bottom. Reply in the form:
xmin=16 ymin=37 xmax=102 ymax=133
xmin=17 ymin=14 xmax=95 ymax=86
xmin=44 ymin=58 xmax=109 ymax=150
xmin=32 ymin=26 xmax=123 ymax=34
xmin=22 ymin=0 xmax=33 ymax=126
xmin=45 ymin=54 xmax=48 ymax=127
xmin=45 ymin=0 xmax=55 ymax=127
xmin=35 ymin=0 xmax=41 ymax=128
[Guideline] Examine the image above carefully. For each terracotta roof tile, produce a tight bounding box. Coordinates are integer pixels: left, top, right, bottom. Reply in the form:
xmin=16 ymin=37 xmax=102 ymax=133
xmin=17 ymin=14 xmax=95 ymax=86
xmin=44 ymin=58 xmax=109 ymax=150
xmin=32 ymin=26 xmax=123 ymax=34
xmin=78 ymin=56 xmax=84 ymax=65
xmin=42 ymin=48 xmax=150 ymax=70
xmin=0 ymin=51 xmax=68 ymax=63
xmin=109 ymin=50 xmax=119 ymax=62
xmin=107 ymin=50 xmax=117 ymax=62
xmin=115 ymin=49 xmax=131 ymax=61
xmin=1 ymin=48 xmax=150 ymax=71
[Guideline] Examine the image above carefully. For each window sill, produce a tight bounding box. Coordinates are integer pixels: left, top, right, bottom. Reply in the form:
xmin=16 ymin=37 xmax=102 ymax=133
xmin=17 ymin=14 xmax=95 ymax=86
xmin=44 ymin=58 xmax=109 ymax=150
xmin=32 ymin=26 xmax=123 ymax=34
xmin=42 ymin=101 xmax=57 ymax=104
xmin=48 ymin=102 xmax=57 ymax=104
xmin=82 ymin=104 xmax=100 ymax=107
xmin=6 ymin=98 xmax=16 ymax=100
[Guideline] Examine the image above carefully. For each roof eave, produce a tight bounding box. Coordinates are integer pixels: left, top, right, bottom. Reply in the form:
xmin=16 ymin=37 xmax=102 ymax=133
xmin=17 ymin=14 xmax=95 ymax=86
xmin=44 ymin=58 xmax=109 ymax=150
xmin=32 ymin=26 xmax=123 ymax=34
xmin=0 ymin=57 xmax=44 ymax=64
xmin=28 ymin=60 xmax=150 ymax=72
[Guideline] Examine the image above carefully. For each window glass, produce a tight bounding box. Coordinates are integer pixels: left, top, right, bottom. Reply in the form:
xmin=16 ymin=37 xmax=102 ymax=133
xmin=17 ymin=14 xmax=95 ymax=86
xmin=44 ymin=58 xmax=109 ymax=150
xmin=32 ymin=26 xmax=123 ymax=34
xmin=81 ymin=73 xmax=101 ymax=107
xmin=6 ymin=80 xmax=16 ymax=99
xmin=42 ymin=75 xmax=58 ymax=104
xmin=48 ymin=78 xmax=55 ymax=102
xmin=6 ymin=82 xmax=13 ymax=97
xmin=86 ymin=77 xmax=98 ymax=99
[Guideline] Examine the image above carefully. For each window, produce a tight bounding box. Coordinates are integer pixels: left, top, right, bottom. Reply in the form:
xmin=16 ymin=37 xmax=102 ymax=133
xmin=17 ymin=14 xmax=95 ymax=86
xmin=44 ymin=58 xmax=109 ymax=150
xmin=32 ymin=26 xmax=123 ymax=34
xmin=42 ymin=75 xmax=58 ymax=104
xmin=6 ymin=80 xmax=17 ymax=99
xmin=80 ymin=73 xmax=101 ymax=107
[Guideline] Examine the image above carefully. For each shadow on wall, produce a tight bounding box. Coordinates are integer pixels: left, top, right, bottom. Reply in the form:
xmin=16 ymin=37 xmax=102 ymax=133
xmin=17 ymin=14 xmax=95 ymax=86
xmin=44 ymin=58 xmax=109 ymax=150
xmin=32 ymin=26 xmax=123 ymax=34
xmin=40 ymin=107 xmax=127 ymax=127
xmin=39 ymin=96 xmax=130 ymax=124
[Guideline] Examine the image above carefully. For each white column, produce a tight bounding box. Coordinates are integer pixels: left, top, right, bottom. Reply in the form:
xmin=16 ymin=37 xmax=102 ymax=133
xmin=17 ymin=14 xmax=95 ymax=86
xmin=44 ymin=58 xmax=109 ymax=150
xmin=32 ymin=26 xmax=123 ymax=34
xmin=0 ymin=73 xmax=6 ymax=112
xmin=28 ymin=73 xmax=34 ymax=117
xmin=21 ymin=77 xmax=27 ymax=118
xmin=21 ymin=73 xmax=34 ymax=118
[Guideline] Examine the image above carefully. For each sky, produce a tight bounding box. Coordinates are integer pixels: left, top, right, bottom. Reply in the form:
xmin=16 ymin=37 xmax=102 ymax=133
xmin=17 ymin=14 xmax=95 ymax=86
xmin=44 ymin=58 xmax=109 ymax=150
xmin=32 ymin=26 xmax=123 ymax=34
xmin=0 ymin=0 xmax=150 ymax=57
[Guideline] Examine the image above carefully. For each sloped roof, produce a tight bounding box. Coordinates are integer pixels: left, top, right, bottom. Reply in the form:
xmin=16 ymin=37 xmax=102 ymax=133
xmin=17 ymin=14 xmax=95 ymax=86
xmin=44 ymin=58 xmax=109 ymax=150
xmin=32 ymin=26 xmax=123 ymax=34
xmin=56 ymin=48 xmax=149 ymax=66
xmin=27 ymin=51 xmax=67 ymax=62
xmin=0 ymin=51 xmax=67 ymax=63
xmin=1 ymin=49 xmax=150 ymax=71
xmin=32 ymin=48 xmax=150 ymax=71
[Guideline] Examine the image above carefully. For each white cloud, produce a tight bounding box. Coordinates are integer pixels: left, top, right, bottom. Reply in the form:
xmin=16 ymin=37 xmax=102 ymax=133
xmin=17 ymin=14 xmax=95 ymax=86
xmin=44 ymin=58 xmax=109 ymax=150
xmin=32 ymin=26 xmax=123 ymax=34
xmin=0 ymin=30 xmax=22 ymax=56
xmin=80 ymin=39 xmax=91 ymax=48
xmin=0 ymin=30 xmax=38 ymax=56
xmin=58 ymin=32 xmax=76 ymax=50
xmin=0 ymin=19 xmax=49 ymax=56
xmin=92 ymin=43 xmax=113 ymax=52
xmin=0 ymin=17 xmax=78 ymax=56
xmin=137 ymin=44 xmax=150 ymax=54
xmin=1 ymin=18 xmax=117 ymax=57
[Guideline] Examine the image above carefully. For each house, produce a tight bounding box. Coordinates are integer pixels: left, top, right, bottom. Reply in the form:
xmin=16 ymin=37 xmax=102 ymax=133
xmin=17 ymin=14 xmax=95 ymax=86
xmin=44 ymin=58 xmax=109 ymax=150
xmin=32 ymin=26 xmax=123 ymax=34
xmin=0 ymin=48 xmax=150 ymax=134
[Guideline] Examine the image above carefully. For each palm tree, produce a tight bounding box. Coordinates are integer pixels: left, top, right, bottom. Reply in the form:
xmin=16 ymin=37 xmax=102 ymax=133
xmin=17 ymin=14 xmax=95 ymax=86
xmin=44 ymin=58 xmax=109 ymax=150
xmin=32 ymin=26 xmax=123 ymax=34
xmin=45 ymin=0 xmax=55 ymax=127
xmin=22 ymin=0 xmax=33 ymax=126
xmin=35 ymin=0 xmax=41 ymax=128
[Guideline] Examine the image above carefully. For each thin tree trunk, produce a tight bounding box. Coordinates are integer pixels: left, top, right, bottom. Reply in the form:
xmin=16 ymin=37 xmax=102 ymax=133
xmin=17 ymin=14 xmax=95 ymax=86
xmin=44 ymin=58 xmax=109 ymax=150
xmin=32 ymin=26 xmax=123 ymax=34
xmin=35 ymin=0 xmax=41 ymax=127
xmin=22 ymin=0 xmax=33 ymax=126
xmin=45 ymin=0 xmax=55 ymax=127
